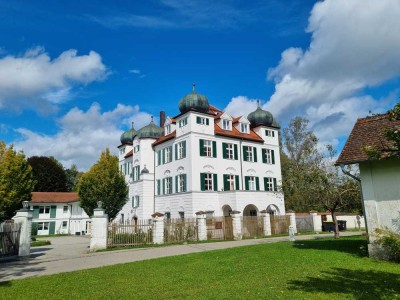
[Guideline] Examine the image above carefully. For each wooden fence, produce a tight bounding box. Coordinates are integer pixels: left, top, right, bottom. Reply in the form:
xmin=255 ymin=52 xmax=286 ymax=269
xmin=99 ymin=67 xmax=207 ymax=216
xmin=296 ymin=215 xmax=314 ymax=232
xmin=206 ymin=216 xmax=233 ymax=240
xmin=108 ymin=219 xmax=153 ymax=248
xmin=0 ymin=221 xmax=21 ymax=258
xmin=164 ymin=218 xmax=198 ymax=244
xmin=271 ymin=215 xmax=290 ymax=235
xmin=241 ymin=216 xmax=264 ymax=238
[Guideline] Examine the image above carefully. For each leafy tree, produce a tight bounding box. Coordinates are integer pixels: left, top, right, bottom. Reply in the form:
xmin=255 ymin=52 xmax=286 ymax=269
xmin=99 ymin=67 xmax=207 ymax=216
xmin=77 ymin=148 xmax=128 ymax=221
xmin=0 ymin=141 xmax=36 ymax=222
xmin=65 ymin=164 xmax=83 ymax=192
xmin=27 ymin=156 xmax=68 ymax=192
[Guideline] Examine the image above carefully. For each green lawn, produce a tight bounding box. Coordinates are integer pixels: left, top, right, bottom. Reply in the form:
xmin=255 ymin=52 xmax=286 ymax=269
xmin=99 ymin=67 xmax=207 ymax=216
xmin=1 ymin=236 xmax=399 ymax=299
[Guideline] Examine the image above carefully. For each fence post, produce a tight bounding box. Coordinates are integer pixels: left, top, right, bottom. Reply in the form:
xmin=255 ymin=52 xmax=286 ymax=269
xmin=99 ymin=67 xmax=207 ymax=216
xmin=231 ymin=211 xmax=242 ymax=241
xmin=196 ymin=211 xmax=207 ymax=241
xmin=12 ymin=201 xmax=33 ymax=257
xmin=90 ymin=201 xmax=108 ymax=252
xmin=260 ymin=210 xmax=272 ymax=236
xmin=287 ymin=211 xmax=297 ymax=233
xmin=310 ymin=211 xmax=322 ymax=233
xmin=152 ymin=212 xmax=165 ymax=244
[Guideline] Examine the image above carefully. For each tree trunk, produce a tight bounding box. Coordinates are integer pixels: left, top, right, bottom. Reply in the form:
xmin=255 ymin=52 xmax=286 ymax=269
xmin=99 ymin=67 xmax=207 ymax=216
xmin=331 ymin=211 xmax=340 ymax=239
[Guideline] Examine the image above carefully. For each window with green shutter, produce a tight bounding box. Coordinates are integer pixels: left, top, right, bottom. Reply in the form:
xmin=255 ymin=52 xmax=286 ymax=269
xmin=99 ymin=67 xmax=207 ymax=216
xmin=200 ymin=173 xmax=205 ymax=191
xmin=222 ymin=143 xmax=227 ymax=159
xmin=235 ymin=175 xmax=240 ymax=190
xmin=212 ymin=141 xmax=217 ymax=158
xmin=213 ymin=174 xmax=218 ymax=191
xmin=157 ymin=179 xmax=161 ymax=195
xmin=50 ymin=206 xmax=57 ymax=218
xmin=199 ymin=139 xmax=204 ymax=156
xmin=243 ymin=146 xmax=248 ymax=161
xmin=253 ymin=148 xmax=258 ymax=162
xmin=33 ymin=206 xmax=39 ymax=218
xmin=271 ymin=150 xmax=275 ymax=164
xmin=234 ymin=144 xmax=238 ymax=160
xmin=157 ymin=150 xmax=161 ymax=165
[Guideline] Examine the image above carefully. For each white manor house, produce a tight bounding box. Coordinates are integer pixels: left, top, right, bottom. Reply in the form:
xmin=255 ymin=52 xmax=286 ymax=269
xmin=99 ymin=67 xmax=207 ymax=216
xmin=117 ymin=87 xmax=285 ymax=221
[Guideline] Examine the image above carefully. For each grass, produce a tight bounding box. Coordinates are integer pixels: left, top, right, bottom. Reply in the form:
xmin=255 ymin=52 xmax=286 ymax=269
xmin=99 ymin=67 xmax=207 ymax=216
xmin=1 ymin=236 xmax=400 ymax=299
xmin=30 ymin=240 xmax=51 ymax=247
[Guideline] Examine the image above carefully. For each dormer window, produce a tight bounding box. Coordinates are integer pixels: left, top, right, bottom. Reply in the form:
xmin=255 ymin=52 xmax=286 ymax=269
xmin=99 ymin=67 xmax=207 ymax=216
xmin=179 ymin=117 xmax=188 ymax=128
xmin=196 ymin=116 xmax=209 ymax=125
xmin=265 ymin=129 xmax=275 ymax=137
xmin=222 ymin=119 xmax=231 ymax=130
xmin=240 ymin=123 xmax=249 ymax=134
xmin=165 ymin=125 xmax=171 ymax=135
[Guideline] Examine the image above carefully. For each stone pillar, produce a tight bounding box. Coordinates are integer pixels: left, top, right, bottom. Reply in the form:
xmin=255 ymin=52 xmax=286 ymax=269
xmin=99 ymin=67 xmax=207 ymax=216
xmin=90 ymin=203 xmax=108 ymax=252
xmin=12 ymin=201 xmax=33 ymax=257
xmin=196 ymin=211 xmax=207 ymax=241
xmin=260 ymin=210 xmax=272 ymax=236
xmin=152 ymin=212 xmax=165 ymax=244
xmin=310 ymin=211 xmax=322 ymax=233
xmin=231 ymin=211 xmax=242 ymax=241
xmin=287 ymin=212 xmax=297 ymax=233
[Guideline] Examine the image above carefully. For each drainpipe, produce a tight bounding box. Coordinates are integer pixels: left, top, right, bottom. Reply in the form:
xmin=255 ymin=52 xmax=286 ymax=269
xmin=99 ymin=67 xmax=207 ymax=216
xmin=339 ymin=164 xmax=369 ymax=236
xmin=239 ymin=139 xmax=244 ymax=191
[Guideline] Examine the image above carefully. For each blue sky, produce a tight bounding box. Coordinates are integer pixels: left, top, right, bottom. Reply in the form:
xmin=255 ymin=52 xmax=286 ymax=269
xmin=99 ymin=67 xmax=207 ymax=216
xmin=1 ymin=0 xmax=399 ymax=170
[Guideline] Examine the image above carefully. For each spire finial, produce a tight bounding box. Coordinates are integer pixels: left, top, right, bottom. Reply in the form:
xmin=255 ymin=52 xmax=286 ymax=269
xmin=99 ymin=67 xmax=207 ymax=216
xmin=257 ymin=99 xmax=260 ymax=108
xmin=192 ymin=83 xmax=196 ymax=93
xmin=131 ymin=121 xmax=134 ymax=129
xmin=151 ymin=115 xmax=154 ymax=123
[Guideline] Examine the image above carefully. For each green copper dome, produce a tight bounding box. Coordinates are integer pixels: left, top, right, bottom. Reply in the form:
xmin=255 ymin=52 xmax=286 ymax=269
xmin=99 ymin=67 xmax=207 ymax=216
xmin=247 ymin=105 xmax=274 ymax=128
xmin=136 ymin=119 xmax=163 ymax=139
xmin=178 ymin=84 xmax=209 ymax=113
xmin=120 ymin=124 xmax=136 ymax=145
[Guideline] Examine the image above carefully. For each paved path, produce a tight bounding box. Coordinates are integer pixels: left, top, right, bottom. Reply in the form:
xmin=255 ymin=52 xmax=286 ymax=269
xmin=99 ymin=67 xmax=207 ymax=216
xmin=0 ymin=231 xmax=364 ymax=282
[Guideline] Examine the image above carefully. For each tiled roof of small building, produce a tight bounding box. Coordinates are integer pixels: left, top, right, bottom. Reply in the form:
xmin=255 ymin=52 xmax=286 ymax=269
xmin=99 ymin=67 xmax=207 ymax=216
xmin=152 ymin=131 xmax=176 ymax=146
xmin=214 ymin=124 xmax=264 ymax=143
xmin=31 ymin=192 xmax=79 ymax=203
xmin=336 ymin=113 xmax=400 ymax=165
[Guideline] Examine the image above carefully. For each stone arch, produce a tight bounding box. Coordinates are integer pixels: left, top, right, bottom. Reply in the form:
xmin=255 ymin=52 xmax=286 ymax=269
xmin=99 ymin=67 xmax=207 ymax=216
xmin=243 ymin=204 xmax=259 ymax=216
xmin=222 ymin=205 xmax=232 ymax=216
xmin=266 ymin=204 xmax=280 ymax=216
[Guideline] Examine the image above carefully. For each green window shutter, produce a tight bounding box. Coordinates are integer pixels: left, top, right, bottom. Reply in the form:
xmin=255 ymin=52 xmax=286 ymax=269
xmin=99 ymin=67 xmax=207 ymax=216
xmin=264 ymin=177 xmax=269 ymax=191
xmin=157 ymin=179 xmax=160 ymax=195
xmin=157 ymin=150 xmax=161 ymax=166
xmin=223 ymin=174 xmax=229 ymax=191
xmin=183 ymin=174 xmax=187 ymax=192
xmin=199 ymin=139 xmax=204 ymax=156
xmin=162 ymin=149 xmax=165 ymax=164
xmin=169 ymin=177 xmax=172 ymax=194
xmin=169 ymin=146 xmax=173 ymax=162
xmin=50 ymin=206 xmax=57 ymax=218
xmin=212 ymin=141 xmax=217 ymax=158
xmin=253 ymin=147 xmax=258 ymax=162
xmin=243 ymin=146 xmax=248 ymax=161
xmin=234 ymin=144 xmax=238 ymax=160
xmin=245 ymin=176 xmax=249 ymax=190
xmin=182 ymin=141 xmax=186 ymax=158
xmin=235 ymin=175 xmax=240 ymax=190
xmin=49 ymin=221 xmax=56 ymax=234
xmin=213 ymin=174 xmax=218 ymax=191
xmin=175 ymin=144 xmax=178 ymax=160
xmin=137 ymin=166 xmax=140 ymax=180
xmin=262 ymin=149 xmax=267 ymax=163
xmin=200 ymin=173 xmax=205 ymax=191
xmin=256 ymin=177 xmax=260 ymax=191
xmin=273 ymin=178 xmax=277 ymax=191
xmin=206 ymin=118 xmax=210 ymax=125
xmin=196 ymin=116 xmax=201 ymax=124
xmin=162 ymin=179 xmax=165 ymax=195
xmin=222 ymin=143 xmax=227 ymax=159
xmin=271 ymin=150 xmax=275 ymax=164
xmin=175 ymin=176 xmax=178 ymax=193
xmin=33 ymin=206 xmax=39 ymax=218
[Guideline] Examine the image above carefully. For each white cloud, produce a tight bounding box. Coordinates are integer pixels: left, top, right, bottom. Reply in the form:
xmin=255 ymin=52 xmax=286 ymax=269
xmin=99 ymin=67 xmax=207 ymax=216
xmin=0 ymin=47 xmax=108 ymax=112
xmin=129 ymin=69 xmax=141 ymax=74
xmin=224 ymin=96 xmax=261 ymax=118
xmin=13 ymin=103 xmax=153 ymax=171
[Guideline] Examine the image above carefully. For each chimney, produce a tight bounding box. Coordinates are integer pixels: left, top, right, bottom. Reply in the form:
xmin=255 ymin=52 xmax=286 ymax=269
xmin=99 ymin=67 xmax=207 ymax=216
xmin=160 ymin=111 xmax=166 ymax=128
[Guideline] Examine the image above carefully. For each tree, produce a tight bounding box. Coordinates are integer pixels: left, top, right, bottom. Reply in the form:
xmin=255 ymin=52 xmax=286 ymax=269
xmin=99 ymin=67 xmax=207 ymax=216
xmin=65 ymin=164 xmax=83 ymax=192
xmin=27 ymin=156 xmax=68 ymax=192
xmin=77 ymin=148 xmax=128 ymax=221
xmin=0 ymin=141 xmax=36 ymax=222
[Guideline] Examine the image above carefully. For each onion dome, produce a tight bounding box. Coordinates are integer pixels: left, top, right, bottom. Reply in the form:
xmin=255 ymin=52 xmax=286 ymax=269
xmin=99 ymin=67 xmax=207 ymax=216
xmin=120 ymin=122 xmax=136 ymax=145
xmin=178 ymin=84 xmax=209 ymax=113
xmin=141 ymin=165 xmax=149 ymax=174
xmin=136 ymin=117 xmax=163 ymax=139
xmin=247 ymin=100 xmax=274 ymax=127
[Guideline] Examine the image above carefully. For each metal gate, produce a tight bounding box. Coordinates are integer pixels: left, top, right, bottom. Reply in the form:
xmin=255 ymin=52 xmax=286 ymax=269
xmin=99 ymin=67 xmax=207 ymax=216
xmin=206 ymin=216 xmax=233 ymax=240
xmin=271 ymin=215 xmax=290 ymax=235
xmin=0 ymin=222 xmax=21 ymax=258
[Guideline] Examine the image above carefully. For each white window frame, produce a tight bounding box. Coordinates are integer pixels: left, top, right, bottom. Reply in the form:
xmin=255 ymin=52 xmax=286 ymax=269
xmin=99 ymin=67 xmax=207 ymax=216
xmin=248 ymin=176 xmax=256 ymax=191
xmin=165 ymin=147 xmax=171 ymax=163
xmin=63 ymin=206 xmax=68 ymax=214
xmin=227 ymin=175 xmax=235 ymax=190
xmin=265 ymin=149 xmax=272 ymax=164
xmin=179 ymin=117 xmax=188 ymax=128
xmin=198 ymin=117 xmax=207 ymax=125
xmin=265 ymin=177 xmax=274 ymax=191
xmin=177 ymin=142 xmax=185 ymax=159
xmin=204 ymin=173 xmax=213 ymax=191
xmin=240 ymin=123 xmax=248 ymax=133
xmin=247 ymin=146 xmax=254 ymax=162
xmin=178 ymin=174 xmax=185 ymax=193
xmin=62 ymin=221 xmax=68 ymax=229
xmin=165 ymin=177 xmax=172 ymax=194
xmin=39 ymin=206 xmax=50 ymax=215
xmin=226 ymin=143 xmax=234 ymax=159
xmin=204 ymin=140 xmax=212 ymax=157
xmin=222 ymin=119 xmax=231 ymax=130
xmin=165 ymin=125 xmax=171 ymax=135
xmin=265 ymin=129 xmax=275 ymax=137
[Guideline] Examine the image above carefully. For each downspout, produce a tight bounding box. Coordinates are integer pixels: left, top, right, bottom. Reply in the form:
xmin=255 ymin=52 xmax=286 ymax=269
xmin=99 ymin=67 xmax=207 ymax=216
xmin=153 ymin=145 xmax=156 ymax=214
xmin=239 ymin=139 xmax=244 ymax=190
xmin=339 ymin=164 xmax=369 ymax=236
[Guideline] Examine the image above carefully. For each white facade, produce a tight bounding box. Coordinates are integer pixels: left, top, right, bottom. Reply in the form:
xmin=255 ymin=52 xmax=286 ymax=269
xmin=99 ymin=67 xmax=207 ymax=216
xmin=31 ymin=201 xmax=91 ymax=236
xmin=117 ymin=99 xmax=285 ymax=221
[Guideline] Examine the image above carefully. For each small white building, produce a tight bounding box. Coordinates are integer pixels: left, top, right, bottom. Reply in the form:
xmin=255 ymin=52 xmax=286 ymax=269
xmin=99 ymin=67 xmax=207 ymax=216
xmin=117 ymin=87 xmax=285 ymax=221
xmin=336 ymin=113 xmax=400 ymax=256
xmin=30 ymin=192 xmax=91 ymax=235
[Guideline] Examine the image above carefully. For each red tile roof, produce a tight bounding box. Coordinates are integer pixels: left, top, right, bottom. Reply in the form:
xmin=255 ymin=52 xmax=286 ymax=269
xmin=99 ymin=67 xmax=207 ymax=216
xmin=336 ymin=114 xmax=400 ymax=165
xmin=214 ymin=124 xmax=264 ymax=142
xmin=125 ymin=150 xmax=133 ymax=158
xmin=31 ymin=192 xmax=79 ymax=203
xmin=152 ymin=131 xmax=176 ymax=146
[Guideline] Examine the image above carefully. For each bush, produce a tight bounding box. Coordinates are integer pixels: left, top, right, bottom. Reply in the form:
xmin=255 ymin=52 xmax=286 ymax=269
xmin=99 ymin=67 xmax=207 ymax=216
xmin=31 ymin=222 xmax=38 ymax=236
xmin=374 ymin=227 xmax=400 ymax=263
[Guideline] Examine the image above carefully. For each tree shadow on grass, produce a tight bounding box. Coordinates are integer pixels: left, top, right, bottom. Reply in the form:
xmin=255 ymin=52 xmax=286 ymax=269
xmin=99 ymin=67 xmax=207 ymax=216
xmin=293 ymin=237 xmax=368 ymax=257
xmin=288 ymin=267 xmax=400 ymax=299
